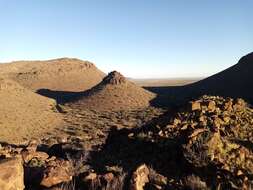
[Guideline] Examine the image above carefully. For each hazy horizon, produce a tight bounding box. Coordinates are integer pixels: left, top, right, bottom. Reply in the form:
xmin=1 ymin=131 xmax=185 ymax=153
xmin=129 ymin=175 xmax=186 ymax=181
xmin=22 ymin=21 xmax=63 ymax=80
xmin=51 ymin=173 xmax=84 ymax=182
xmin=1 ymin=0 xmax=252 ymax=78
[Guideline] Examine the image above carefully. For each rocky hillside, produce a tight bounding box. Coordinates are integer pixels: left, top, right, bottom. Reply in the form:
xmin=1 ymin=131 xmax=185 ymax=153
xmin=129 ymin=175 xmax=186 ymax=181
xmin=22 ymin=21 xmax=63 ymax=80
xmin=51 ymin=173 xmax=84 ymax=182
xmin=68 ymin=71 xmax=156 ymax=111
xmin=0 ymin=78 xmax=62 ymax=143
xmin=188 ymin=52 xmax=253 ymax=102
xmin=130 ymin=95 xmax=253 ymax=189
xmin=0 ymin=95 xmax=252 ymax=189
xmin=0 ymin=58 xmax=105 ymax=92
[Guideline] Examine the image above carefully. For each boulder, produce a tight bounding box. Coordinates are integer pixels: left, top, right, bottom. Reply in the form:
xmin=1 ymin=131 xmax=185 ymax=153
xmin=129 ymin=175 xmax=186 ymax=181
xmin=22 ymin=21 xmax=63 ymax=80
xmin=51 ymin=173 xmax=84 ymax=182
xmin=0 ymin=157 xmax=24 ymax=190
xmin=191 ymin=101 xmax=201 ymax=111
xmin=233 ymin=98 xmax=246 ymax=112
xmin=40 ymin=159 xmax=72 ymax=188
xmin=26 ymin=139 xmax=40 ymax=152
xmin=207 ymin=100 xmax=216 ymax=112
xmin=22 ymin=150 xmax=49 ymax=164
xmin=130 ymin=164 xmax=149 ymax=190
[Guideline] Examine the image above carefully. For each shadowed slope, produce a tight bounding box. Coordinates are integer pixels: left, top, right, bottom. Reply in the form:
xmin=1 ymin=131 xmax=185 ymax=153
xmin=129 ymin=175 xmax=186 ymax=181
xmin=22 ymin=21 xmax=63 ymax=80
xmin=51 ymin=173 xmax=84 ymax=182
xmin=68 ymin=71 xmax=156 ymax=111
xmin=188 ymin=52 xmax=253 ymax=101
xmin=145 ymin=52 xmax=253 ymax=107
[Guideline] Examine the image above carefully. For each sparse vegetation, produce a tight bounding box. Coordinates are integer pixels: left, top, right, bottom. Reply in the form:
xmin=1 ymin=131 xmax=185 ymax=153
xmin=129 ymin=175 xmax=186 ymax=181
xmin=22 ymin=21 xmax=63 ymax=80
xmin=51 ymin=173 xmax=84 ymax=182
xmin=0 ymin=53 xmax=253 ymax=189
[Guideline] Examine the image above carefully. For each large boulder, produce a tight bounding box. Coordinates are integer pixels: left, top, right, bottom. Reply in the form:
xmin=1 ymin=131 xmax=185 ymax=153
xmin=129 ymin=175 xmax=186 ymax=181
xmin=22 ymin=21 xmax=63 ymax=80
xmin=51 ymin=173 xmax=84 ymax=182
xmin=40 ymin=159 xmax=72 ymax=188
xmin=22 ymin=151 xmax=49 ymax=164
xmin=0 ymin=157 xmax=24 ymax=190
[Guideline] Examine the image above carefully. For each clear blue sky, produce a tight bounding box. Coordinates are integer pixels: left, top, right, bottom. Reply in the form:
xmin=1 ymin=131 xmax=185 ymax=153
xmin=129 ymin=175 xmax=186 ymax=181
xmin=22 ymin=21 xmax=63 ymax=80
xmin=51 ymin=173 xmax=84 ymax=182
xmin=0 ymin=0 xmax=252 ymax=78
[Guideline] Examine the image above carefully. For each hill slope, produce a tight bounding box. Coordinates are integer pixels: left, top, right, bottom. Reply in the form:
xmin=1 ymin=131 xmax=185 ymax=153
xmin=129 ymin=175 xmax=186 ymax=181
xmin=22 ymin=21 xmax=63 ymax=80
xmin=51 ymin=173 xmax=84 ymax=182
xmin=0 ymin=58 xmax=105 ymax=92
xmin=68 ymin=71 xmax=156 ymax=111
xmin=0 ymin=78 xmax=62 ymax=143
xmin=188 ymin=52 xmax=253 ymax=101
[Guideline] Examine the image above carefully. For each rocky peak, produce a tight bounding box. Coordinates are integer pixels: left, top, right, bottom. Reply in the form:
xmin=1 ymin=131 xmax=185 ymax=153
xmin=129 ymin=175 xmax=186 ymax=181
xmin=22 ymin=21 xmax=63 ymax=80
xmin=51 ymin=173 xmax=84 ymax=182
xmin=102 ymin=71 xmax=126 ymax=85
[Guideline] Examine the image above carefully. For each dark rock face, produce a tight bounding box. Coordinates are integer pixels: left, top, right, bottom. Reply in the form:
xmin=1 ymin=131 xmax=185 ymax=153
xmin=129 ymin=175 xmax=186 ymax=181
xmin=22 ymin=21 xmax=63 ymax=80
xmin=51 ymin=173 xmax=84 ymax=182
xmin=187 ymin=52 xmax=253 ymax=103
xmin=102 ymin=71 xmax=127 ymax=85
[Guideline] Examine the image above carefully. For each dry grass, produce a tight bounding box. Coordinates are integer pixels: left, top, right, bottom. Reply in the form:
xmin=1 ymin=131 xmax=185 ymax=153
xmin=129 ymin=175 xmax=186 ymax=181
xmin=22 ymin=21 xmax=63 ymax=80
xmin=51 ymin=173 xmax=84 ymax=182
xmin=0 ymin=78 xmax=62 ymax=143
xmin=0 ymin=58 xmax=105 ymax=91
xmin=183 ymin=175 xmax=210 ymax=190
xmin=68 ymin=72 xmax=156 ymax=111
xmin=88 ymin=172 xmax=126 ymax=190
xmin=60 ymin=180 xmax=76 ymax=190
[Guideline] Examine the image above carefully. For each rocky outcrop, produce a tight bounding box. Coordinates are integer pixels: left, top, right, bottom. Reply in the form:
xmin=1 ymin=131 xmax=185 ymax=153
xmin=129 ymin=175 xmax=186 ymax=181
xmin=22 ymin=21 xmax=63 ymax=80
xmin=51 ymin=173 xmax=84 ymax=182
xmin=130 ymin=164 xmax=149 ymax=190
xmin=40 ymin=159 xmax=73 ymax=188
xmin=0 ymin=94 xmax=252 ymax=190
xmin=0 ymin=139 xmax=76 ymax=189
xmin=102 ymin=71 xmax=127 ymax=85
xmin=154 ymin=95 xmax=253 ymax=189
xmin=0 ymin=157 xmax=24 ymax=190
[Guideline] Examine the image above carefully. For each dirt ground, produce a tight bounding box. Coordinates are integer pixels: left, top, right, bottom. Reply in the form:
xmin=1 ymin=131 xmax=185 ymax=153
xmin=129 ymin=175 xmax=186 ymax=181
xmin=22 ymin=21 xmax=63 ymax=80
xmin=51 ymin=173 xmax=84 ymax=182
xmin=37 ymin=78 xmax=193 ymax=153
xmin=0 ymin=78 xmax=193 ymax=144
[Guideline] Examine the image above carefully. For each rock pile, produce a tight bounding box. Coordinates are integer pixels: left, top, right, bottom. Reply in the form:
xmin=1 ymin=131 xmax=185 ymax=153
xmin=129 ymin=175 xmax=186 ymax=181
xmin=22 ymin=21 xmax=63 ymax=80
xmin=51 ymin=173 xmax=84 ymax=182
xmin=0 ymin=139 xmax=79 ymax=189
xmin=155 ymin=95 xmax=253 ymax=189
xmin=0 ymin=138 xmax=169 ymax=190
xmin=102 ymin=71 xmax=126 ymax=85
xmin=1 ymin=95 xmax=252 ymax=189
xmin=159 ymin=95 xmax=253 ymax=139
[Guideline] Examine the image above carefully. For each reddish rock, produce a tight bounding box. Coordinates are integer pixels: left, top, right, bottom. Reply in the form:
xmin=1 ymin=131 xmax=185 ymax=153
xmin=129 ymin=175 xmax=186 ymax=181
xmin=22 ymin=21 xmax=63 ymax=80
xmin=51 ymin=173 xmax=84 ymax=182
xmin=40 ymin=159 xmax=72 ymax=188
xmin=191 ymin=101 xmax=201 ymax=111
xmin=22 ymin=150 xmax=49 ymax=163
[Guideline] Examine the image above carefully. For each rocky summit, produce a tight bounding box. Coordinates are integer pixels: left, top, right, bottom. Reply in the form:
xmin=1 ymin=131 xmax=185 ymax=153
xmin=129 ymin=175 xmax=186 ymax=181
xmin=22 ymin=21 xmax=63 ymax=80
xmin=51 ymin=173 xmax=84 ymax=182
xmin=102 ymin=71 xmax=127 ymax=85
